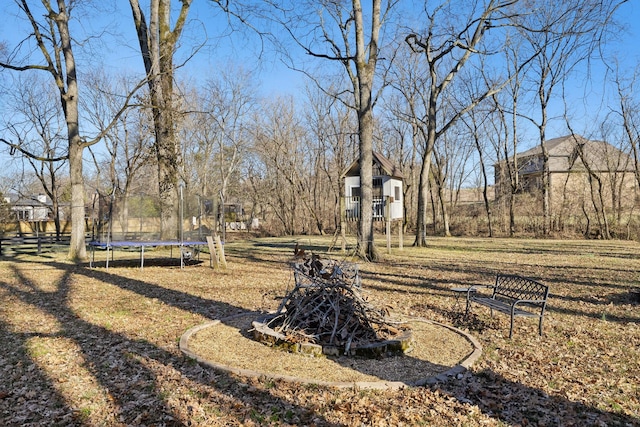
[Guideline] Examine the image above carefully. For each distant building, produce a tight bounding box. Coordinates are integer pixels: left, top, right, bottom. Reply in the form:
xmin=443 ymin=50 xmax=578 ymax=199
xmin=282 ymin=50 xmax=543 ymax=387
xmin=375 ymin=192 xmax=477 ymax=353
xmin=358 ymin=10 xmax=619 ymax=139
xmin=4 ymin=194 xmax=52 ymax=221
xmin=494 ymin=134 xmax=638 ymax=213
xmin=447 ymin=186 xmax=495 ymax=206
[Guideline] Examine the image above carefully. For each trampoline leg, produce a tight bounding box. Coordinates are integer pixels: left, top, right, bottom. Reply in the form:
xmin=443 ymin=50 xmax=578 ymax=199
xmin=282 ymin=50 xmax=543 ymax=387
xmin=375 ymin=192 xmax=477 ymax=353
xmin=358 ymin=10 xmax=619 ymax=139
xmin=141 ymin=246 xmax=144 ymax=269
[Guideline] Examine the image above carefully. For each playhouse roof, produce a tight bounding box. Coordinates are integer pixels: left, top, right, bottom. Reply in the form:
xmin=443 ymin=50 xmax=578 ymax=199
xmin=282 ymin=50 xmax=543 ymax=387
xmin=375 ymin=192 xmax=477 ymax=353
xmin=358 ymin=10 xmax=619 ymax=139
xmin=342 ymin=151 xmax=403 ymax=179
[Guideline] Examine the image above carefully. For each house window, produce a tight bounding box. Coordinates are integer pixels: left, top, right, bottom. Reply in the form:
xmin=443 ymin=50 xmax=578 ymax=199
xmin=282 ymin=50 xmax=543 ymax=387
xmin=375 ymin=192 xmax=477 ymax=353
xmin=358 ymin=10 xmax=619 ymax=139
xmin=351 ymin=186 xmax=361 ymax=198
xmin=394 ymin=186 xmax=401 ymax=201
xmin=518 ymin=174 xmax=543 ymax=193
xmin=16 ymin=208 xmax=32 ymax=220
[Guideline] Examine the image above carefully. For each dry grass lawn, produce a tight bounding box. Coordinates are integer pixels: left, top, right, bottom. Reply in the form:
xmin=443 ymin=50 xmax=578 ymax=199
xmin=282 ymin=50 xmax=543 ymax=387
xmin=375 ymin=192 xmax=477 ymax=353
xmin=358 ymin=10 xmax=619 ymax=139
xmin=0 ymin=236 xmax=639 ymax=426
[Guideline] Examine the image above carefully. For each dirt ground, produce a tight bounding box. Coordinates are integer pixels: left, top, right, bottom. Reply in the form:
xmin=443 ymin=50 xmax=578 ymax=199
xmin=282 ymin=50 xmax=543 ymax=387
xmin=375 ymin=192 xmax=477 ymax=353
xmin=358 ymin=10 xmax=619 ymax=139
xmin=0 ymin=236 xmax=638 ymax=426
xmin=184 ymin=313 xmax=476 ymax=387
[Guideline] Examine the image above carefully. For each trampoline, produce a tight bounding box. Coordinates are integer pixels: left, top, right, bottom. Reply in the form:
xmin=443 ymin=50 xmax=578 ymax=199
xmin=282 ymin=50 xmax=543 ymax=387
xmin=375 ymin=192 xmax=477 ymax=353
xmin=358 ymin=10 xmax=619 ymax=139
xmin=89 ymin=240 xmax=208 ymax=269
xmin=89 ymin=184 xmax=220 ymax=269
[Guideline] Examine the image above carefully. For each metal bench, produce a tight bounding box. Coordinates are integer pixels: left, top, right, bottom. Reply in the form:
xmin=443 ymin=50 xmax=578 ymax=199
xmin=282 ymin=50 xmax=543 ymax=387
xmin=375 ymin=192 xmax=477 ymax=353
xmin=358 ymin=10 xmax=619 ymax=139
xmin=465 ymin=274 xmax=549 ymax=338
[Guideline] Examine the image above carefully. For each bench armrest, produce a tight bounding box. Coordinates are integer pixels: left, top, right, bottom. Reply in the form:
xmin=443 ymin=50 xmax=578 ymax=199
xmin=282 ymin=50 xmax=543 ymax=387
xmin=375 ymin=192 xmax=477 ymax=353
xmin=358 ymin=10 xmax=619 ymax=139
xmin=469 ymin=284 xmax=495 ymax=291
xmin=469 ymin=284 xmax=495 ymax=290
xmin=513 ymin=298 xmax=547 ymax=305
xmin=465 ymin=285 xmax=494 ymax=299
xmin=511 ymin=299 xmax=547 ymax=311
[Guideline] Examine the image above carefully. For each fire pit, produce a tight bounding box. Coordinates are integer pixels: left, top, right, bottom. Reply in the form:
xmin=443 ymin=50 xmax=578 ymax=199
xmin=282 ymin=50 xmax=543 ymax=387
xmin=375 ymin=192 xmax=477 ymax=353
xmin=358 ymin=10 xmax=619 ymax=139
xmin=252 ymin=255 xmax=413 ymax=358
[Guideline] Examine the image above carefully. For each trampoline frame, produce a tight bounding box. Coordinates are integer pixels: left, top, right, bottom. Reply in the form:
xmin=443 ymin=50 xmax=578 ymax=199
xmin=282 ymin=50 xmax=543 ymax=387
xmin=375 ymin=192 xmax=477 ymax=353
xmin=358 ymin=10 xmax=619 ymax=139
xmin=88 ymin=240 xmax=207 ymax=269
xmin=90 ymin=184 xmax=212 ymax=269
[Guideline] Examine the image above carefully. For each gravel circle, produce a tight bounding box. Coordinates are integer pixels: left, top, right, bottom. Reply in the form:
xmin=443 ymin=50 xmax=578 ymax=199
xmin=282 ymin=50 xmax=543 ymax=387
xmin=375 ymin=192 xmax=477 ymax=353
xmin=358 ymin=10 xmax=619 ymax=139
xmin=181 ymin=313 xmax=482 ymax=390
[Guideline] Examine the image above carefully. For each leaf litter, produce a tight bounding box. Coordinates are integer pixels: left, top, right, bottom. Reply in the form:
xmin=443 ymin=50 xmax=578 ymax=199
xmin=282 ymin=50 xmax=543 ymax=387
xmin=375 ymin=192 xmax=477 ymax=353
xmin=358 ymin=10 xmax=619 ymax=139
xmin=0 ymin=237 xmax=638 ymax=426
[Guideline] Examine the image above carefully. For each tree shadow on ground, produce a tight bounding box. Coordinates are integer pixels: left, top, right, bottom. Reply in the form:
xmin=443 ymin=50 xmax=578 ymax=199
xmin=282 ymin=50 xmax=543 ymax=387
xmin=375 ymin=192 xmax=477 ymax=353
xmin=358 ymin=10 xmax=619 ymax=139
xmin=417 ymin=239 xmax=640 ymax=260
xmin=1 ymin=253 xmax=637 ymax=426
xmin=362 ymin=266 xmax=640 ymax=324
xmin=0 ymin=259 xmax=341 ymax=426
xmin=364 ymin=259 xmax=636 ymax=294
xmin=434 ymin=367 xmax=638 ymax=426
xmin=83 ymin=252 xmax=461 ymax=388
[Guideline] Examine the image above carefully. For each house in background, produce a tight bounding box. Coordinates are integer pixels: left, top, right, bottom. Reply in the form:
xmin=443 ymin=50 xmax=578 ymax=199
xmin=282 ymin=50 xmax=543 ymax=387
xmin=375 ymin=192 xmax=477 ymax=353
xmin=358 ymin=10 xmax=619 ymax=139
xmin=342 ymin=151 xmax=404 ymax=221
xmin=494 ymin=134 xmax=638 ymax=214
xmin=3 ymin=194 xmax=52 ymax=221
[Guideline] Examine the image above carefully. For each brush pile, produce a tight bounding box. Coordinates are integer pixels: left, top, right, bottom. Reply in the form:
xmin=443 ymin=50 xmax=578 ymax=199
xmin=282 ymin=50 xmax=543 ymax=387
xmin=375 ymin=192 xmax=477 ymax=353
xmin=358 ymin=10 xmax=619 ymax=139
xmin=265 ymin=252 xmax=410 ymax=353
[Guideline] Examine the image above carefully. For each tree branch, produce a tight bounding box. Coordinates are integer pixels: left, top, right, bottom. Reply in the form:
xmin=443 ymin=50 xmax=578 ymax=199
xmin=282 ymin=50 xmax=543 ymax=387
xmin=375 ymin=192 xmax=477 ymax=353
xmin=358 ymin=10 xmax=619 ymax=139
xmin=0 ymin=138 xmax=68 ymax=162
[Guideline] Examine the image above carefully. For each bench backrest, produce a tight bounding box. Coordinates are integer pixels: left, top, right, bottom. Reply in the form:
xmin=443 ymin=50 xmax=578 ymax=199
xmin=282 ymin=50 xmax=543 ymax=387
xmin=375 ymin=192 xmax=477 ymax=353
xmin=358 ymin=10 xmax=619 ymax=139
xmin=493 ymin=274 xmax=549 ymax=304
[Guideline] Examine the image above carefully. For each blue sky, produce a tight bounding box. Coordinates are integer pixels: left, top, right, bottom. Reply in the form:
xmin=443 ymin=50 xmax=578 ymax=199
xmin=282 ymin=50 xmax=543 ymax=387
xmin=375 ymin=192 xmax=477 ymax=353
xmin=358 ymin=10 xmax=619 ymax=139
xmin=0 ymin=1 xmax=300 ymax=95
xmin=2 ymin=1 xmax=640 ymax=101
xmin=2 ymin=1 xmax=640 ymax=144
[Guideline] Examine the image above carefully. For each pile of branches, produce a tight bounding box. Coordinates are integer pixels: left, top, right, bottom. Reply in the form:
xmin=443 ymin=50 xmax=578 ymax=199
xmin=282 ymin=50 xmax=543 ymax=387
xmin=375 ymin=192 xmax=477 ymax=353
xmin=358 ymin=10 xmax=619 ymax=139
xmin=266 ymin=254 xmax=409 ymax=352
xmin=291 ymin=254 xmax=361 ymax=289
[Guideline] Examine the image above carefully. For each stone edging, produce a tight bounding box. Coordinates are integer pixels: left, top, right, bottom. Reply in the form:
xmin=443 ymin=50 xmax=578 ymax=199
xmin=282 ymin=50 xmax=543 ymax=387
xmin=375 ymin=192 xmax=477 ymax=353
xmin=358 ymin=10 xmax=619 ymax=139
xmin=179 ymin=314 xmax=482 ymax=390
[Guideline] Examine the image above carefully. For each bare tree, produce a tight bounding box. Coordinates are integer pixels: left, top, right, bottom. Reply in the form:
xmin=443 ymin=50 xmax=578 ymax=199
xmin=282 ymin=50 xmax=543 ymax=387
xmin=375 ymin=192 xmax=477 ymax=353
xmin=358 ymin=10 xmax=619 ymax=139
xmin=304 ymin=83 xmax=359 ymax=233
xmin=128 ymin=0 xmax=193 ymax=240
xmin=2 ymin=75 xmax=67 ymax=236
xmin=268 ymin=0 xmax=399 ymax=260
xmin=459 ymin=96 xmax=495 ymax=237
xmin=563 ymin=124 xmax=634 ymax=239
xmin=489 ymin=37 xmax=528 ymax=237
xmin=84 ymin=71 xmax=154 ymax=236
xmin=431 ymin=121 xmax=475 ymax=236
xmin=611 ymin=64 xmax=640 ymax=195
xmin=403 ymin=0 xmax=523 ymax=246
xmin=378 ymin=99 xmax=419 ymax=233
xmin=513 ymin=0 xmax=624 ymax=235
xmin=252 ymin=97 xmax=310 ymax=235
xmin=180 ymin=67 xmax=257 ymax=234
xmin=0 ymin=0 xmax=133 ymax=260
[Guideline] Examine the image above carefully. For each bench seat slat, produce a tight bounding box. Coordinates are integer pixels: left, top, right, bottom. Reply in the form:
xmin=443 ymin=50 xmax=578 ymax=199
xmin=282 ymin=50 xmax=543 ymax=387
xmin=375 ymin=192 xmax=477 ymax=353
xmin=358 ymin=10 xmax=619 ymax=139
xmin=471 ymin=297 xmax=540 ymax=317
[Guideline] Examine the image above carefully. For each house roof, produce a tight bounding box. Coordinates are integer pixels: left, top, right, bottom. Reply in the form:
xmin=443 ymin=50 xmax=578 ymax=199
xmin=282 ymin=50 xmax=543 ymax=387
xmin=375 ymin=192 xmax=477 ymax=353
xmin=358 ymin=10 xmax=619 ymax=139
xmin=342 ymin=151 xmax=404 ymax=179
xmin=511 ymin=135 xmax=634 ymax=173
xmin=5 ymin=193 xmax=51 ymax=207
xmin=516 ymin=135 xmax=582 ymax=157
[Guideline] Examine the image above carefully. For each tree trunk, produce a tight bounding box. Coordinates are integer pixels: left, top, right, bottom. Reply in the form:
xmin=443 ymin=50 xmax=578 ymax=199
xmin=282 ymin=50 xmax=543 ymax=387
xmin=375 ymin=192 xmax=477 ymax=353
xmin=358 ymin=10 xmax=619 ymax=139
xmin=52 ymin=199 xmax=62 ymax=239
xmin=68 ymin=139 xmax=87 ymax=260
xmin=476 ymin=139 xmax=493 ymax=237
xmin=54 ymin=3 xmax=86 ymax=261
xmin=437 ymin=183 xmax=451 ymax=237
xmin=353 ymin=0 xmax=380 ymax=261
xmin=129 ymin=0 xmax=189 ymax=240
xmin=121 ymin=191 xmax=130 ymax=236
xmin=537 ymin=95 xmax=550 ymax=236
xmin=356 ymin=98 xmax=377 ymax=260
xmin=541 ymin=160 xmax=550 ymax=235
xmin=414 ymin=154 xmax=431 ymax=246
xmin=153 ymin=106 xmax=179 ymax=239
xmin=509 ymin=192 xmax=516 ymax=237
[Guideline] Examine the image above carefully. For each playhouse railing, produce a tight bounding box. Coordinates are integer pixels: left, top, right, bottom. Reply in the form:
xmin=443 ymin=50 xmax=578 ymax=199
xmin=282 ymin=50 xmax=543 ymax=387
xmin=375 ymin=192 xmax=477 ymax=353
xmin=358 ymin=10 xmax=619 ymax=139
xmin=342 ymin=196 xmax=388 ymax=221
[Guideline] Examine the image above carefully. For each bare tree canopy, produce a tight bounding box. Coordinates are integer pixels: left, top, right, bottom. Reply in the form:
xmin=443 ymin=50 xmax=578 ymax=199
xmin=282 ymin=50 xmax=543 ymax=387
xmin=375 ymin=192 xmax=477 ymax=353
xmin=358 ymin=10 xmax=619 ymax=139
xmin=1 ymin=1 xmax=148 ymax=260
xmin=263 ymin=0 xmax=401 ymax=260
xmin=0 ymin=0 xmax=637 ymax=249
